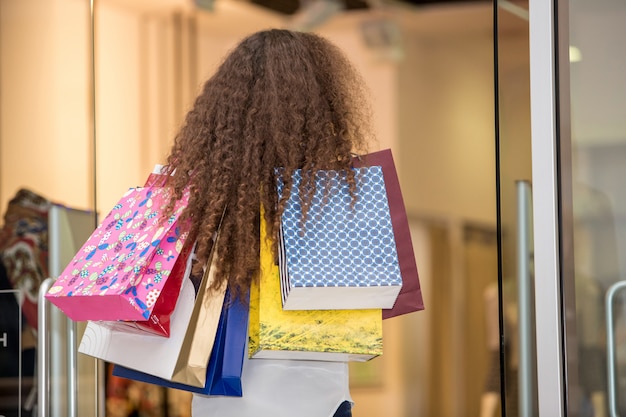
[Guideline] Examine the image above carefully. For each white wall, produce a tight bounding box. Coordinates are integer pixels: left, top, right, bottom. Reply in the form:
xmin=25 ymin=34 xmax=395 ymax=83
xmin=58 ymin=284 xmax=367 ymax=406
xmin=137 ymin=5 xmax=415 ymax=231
xmin=398 ymin=8 xmax=496 ymax=225
xmin=0 ymin=0 xmax=92 ymax=211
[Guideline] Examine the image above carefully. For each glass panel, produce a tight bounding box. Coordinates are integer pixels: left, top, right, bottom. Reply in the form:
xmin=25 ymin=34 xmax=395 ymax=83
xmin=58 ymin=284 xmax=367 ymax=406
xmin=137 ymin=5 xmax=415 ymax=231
xmin=495 ymin=1 xmax=537 ymax=416
xmin=94 ymin=2 xmax=498 ymax=416
xmin=0 ymin=1 xmax=99 ymax=416
xmin=566 ymin=0 xmax=626 ymax=415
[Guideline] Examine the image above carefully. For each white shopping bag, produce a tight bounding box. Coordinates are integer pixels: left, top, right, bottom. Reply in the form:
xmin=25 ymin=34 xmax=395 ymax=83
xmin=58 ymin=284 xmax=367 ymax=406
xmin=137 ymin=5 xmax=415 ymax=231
xmin=78 ymin=241 xmax=226 ymax=387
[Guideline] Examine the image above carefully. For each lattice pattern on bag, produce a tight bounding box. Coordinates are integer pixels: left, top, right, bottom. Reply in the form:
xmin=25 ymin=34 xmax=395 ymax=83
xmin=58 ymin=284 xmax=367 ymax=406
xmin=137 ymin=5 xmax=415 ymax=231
xmin=277 ymin=166 xmax=403 ymax=310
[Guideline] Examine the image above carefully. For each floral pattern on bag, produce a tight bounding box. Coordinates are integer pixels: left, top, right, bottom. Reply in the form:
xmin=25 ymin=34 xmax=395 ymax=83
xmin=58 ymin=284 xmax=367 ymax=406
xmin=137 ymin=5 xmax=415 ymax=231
xmin=46 ymin=186 xmax=190 ymax=321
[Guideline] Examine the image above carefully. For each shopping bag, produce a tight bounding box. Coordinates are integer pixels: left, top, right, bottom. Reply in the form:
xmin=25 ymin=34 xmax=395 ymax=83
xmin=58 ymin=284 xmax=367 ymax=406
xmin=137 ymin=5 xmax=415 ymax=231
xmin=78 ymin=233 xmax=226 ymax=387
xmin=45 ymin=185 xmax=190 ymax=321
xmin=122 ymin=164 xmax=186 ymax=335
xmin=277 ymin=165 xmax=402 ymax=310
xmin=111 ymin=287 xmax=249 ymax=397
xmin=98 ymin=164 xmax=193 ymax=336
xmin=100 ymin=239 xmax=195 ymax=337
xmin=353 ymin=149 xmax=425 ymax=319
xmin=249 ymin=215 xmax=382 ymax=362
xmin=170 ymin=247 xmax=226 ymax=387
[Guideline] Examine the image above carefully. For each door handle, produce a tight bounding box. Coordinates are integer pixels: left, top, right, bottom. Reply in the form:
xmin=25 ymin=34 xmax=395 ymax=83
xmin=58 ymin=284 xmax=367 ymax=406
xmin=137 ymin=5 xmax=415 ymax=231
xmin=37 ymin=278 xmax=54 ymax=417
xmin=517 ymin=180 xmax=535 ymax=417
xmin=605 ymin=280 xmax=626 ymax=417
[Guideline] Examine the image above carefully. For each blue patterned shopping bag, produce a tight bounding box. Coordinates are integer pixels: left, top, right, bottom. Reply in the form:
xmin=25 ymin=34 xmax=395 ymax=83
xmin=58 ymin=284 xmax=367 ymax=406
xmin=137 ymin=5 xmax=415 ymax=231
xmin=277 ymin=164 xmax=403 ymax=311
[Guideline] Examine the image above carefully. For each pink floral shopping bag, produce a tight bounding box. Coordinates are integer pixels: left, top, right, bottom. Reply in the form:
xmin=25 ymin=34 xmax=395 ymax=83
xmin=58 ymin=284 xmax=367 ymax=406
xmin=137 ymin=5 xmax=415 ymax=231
xmin=45 ymin=186 xmax=190 ymax=321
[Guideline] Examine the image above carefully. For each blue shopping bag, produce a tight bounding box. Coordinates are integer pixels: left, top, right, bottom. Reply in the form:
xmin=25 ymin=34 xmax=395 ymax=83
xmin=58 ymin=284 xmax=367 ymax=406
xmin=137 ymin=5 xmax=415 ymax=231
xmin=277 ymin=164 xmax=403 ymax=311
xmin=112 ymin=288 xmax=248 ymax=396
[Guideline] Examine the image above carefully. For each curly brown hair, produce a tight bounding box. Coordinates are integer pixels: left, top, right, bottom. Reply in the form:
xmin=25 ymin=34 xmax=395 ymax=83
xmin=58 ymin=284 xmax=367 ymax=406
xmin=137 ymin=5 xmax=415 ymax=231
xmin=162 ymin=28 xmax=374 ymax=298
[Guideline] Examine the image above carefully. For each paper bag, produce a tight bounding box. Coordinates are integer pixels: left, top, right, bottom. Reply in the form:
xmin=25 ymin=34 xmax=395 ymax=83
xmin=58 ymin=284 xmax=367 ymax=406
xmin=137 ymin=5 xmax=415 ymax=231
xmin=99 ymin=240 xmax=195 ymax=337
xmin=46 ymin=186 xmax=190 ymax=321
xmin=112 ymin=287 xmax=249 ymax=396
xmin=354 ymin=149 xmax=425 ymax=319
xmin=249 ymin=215 xmax=382 ymax=362
xmin=79 ymin=236 xmax=225 ymax=387
xmin=277 ymin=166 xmax=402 ymax=311
xmin=170 ymin=251 xmax=226 ymax=386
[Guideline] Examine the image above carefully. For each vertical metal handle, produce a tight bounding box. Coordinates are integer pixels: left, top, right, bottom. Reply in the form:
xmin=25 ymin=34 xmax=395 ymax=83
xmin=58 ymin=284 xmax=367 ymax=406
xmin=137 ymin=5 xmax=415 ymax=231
xmin=48 ymin=207 xmax=79 ymax=417
xmin=606 ymin=280 xmax=626 ymax=417
xmin=517 ymin=180 xmax=535 ymax=417
xmin=37 ymin=284 xmax=80 ymax=417
xmin=37 ymin=278 xmax=54 ymax=417
xmin=67 ymin=317 xmax=77 ymax=417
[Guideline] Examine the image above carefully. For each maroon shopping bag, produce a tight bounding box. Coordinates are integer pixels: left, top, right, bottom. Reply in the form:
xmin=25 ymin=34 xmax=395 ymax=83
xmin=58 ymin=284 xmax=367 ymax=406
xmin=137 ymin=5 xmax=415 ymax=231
xmin=353 ymin=149 xmax=424 ymax=319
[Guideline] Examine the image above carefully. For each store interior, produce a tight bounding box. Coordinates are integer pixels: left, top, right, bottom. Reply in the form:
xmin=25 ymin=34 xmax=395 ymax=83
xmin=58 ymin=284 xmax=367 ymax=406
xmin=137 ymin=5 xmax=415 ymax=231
xmin=0 ymin=0 xmax=531 ymax=416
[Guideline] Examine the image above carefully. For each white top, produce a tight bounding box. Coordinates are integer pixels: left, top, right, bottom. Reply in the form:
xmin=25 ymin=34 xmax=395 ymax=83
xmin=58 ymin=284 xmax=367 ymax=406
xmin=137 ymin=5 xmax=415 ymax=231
xmin=192 ymin=356 xmax=352 ymax=417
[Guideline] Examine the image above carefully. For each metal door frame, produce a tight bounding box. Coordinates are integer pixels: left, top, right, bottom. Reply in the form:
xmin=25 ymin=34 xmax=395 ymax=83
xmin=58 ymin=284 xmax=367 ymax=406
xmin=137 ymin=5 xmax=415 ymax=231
xmin=528 ymin=0 xmax=576 ymax=415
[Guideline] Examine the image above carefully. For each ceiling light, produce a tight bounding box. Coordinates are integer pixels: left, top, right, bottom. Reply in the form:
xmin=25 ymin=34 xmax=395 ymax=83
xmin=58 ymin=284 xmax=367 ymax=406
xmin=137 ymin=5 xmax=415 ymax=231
xmin=569 ymin=45 xmax=582 ymax=63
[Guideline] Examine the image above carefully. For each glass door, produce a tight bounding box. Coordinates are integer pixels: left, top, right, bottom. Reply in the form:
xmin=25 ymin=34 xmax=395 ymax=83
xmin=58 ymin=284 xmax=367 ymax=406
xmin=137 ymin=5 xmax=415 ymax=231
xmin=494 ymin=1 xmax=536 ymax=416
xmin=0 ymin=1 xmax=102 ymax=416
xmin=561 ymin=0 xmax=626 ymax=415
xmin=521 ymin=0 xmax=626 ymax=415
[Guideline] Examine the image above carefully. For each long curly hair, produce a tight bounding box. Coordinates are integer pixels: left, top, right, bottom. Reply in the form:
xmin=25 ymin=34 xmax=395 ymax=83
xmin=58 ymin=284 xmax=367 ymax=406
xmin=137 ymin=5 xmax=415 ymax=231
xmin=163 ymin=29 xmax=374 ymax=297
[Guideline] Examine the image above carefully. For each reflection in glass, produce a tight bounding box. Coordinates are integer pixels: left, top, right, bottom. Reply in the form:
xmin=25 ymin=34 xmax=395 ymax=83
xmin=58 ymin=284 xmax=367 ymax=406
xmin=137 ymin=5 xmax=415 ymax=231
xmin=567 ymin=0 xmax=626 ymax=415
xmin=495 ymin=1 xmax=534 ymax=416
xmin=0 ymin=0 xmax=98 ymax=416
xmin=94 ymin=1 xmax=499 ymax=416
